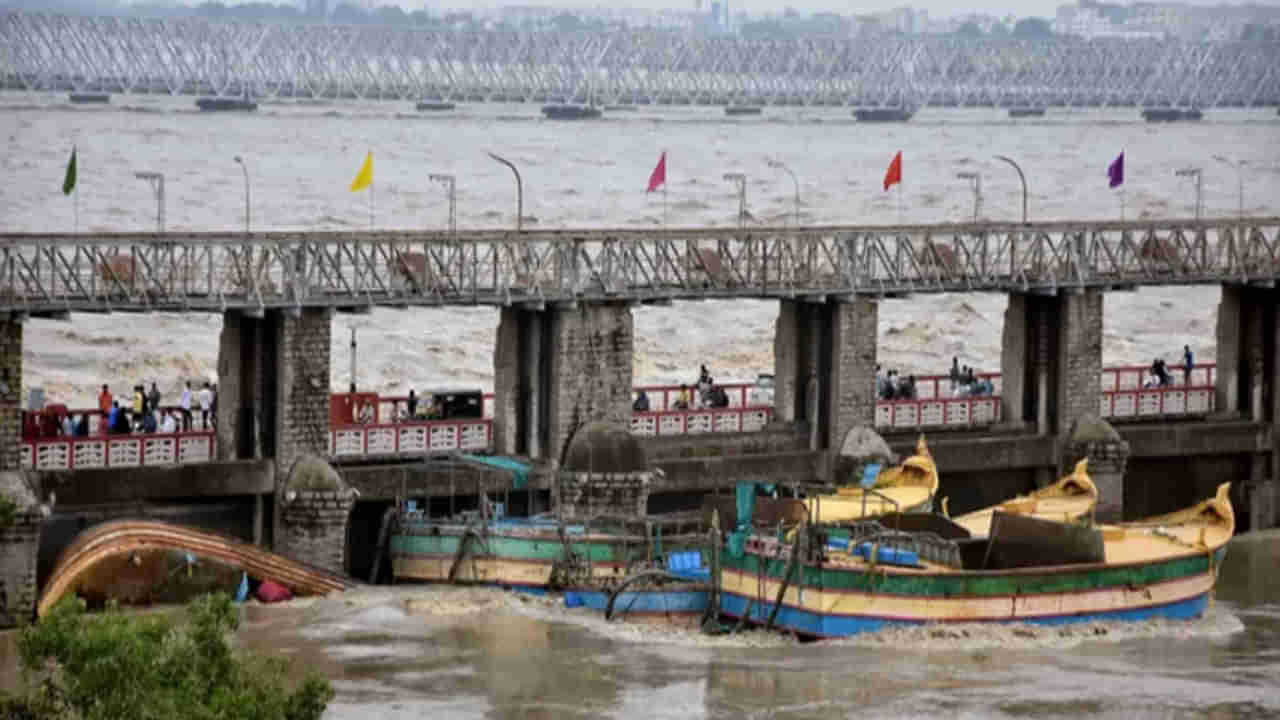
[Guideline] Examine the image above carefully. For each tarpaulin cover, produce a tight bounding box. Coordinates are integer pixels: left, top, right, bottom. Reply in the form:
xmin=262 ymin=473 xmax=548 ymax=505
xmin=727 ymin=482 xmax=757 ymax=559
xmin=460 ymin=454 xmax=531 ymax=490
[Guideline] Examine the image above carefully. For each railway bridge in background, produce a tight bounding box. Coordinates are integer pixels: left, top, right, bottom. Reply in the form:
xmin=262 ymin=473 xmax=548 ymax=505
xmin=3 ymin=11 xmax=1280 ymax=108
xmin=1 ymin=216 xmax=1278 ymax=626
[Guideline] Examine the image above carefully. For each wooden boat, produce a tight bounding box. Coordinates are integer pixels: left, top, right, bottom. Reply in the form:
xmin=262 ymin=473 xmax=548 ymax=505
xmin=853 ymin=107 xmax=914 ymax=122
xmin=803 ymin=436 xmax=938 ymax=523
xmin=390 ymin=510 xmax=712 ymax=624
xmin=725 ymin=105 xmax=763 ymax=116
xmin=415 ymin=101 xmax=456 ymax=111
xmin=69 ymin=93 xmax=110 ymax=104
xmin=1142 ymin=107 xmax=1202 ymax=122
xmin=196 ymin=97 xmax=258 ymax=112
xmin=540 ymin=104 xmax=602 ymax=120
xmin=717 ymin=482 xmax=1233 ymax=639
xmin=949 ymin=458 xmax=1098 ymax=537
xmin=1008 ymin=107 xmax=1045 ymax=118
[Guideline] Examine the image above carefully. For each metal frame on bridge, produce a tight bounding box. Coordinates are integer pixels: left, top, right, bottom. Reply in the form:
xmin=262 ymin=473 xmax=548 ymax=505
xmin=1 ymin=218 xmax=1278 ymax=314
xmin=3 ymin=12 xmax=1280 ymax=107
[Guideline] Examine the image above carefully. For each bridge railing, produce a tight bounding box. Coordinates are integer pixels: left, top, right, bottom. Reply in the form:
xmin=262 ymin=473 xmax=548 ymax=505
xmin=328 ymin=420 xmax=492 ymax=458
xmin=1100 ymin=364 xmax=1216 ymax=419
xmin=23 ymin=431 xmax=215 ymax=471
xmin=630 ymin=407 xmax=774 ymax=436
xmin=3 ymin=219 xmax=1278 ymax=312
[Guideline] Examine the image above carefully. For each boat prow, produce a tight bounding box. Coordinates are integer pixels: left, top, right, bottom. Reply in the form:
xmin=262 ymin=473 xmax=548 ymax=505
xmin=805 ymin=434 xmax=938 ymax=522
xmin=951 ymin=458 xmax=1098 ymax=537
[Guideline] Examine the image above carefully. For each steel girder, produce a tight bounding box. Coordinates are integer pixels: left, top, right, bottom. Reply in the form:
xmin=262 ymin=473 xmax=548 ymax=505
xmin=3 ymin=12 xmax=1280 ymax=106
xmin=0 ymin=218 xmax=1276 ymax=314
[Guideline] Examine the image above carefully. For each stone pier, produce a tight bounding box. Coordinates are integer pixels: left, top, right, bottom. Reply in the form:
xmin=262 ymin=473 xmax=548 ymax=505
xmin=275 ymin=455 xmax=355 ymax=575
xmin=0 ymin=472 xmax=43 ymax=628
xmin=0 ymin=317 xmax=22 ymax=472
xmin=774 ymin=298 xmax=878 ymax=456
xmin=494 ymin=302 xmax=634 ymax=465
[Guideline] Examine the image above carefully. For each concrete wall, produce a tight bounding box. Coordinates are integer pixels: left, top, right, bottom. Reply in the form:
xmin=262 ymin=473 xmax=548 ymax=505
xmin=546 ymin=303 xmax=633 ymax=464
xmin=828 ymin=298 xmax=879 ymax=451
xmin=0 ymin=318 xmax=21 ymax=471
xmin=493 ymin=306 xmax=521 ymax=456
xmin=556 ymin=471 xmax=649 ymax=520
xmin=1216 ymin=285 xmax=1243 ymax=417
xmin=275 ymin=308 xmax=332 ymax=472
xmin=642 ymin=425 xmax=809 ymax=461
xmin=1000 ymin=294 xmax=1029 ymax=428
xmin=1056 ymin=289 xmax=1103 ymax=437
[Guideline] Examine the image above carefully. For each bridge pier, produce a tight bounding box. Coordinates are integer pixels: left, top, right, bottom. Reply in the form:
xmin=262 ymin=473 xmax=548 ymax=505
xmin=0 ymin=473 xmax=42 ymax=628
xmin=0 ymin=316 xmax=22 ymax=471
xmin=774 ymin=298 xmax=877 ymax=459
xmin=494 ymin=302 xmax=634 ymax=465
xmin=216 ymin=308 xmax=332 ymax=468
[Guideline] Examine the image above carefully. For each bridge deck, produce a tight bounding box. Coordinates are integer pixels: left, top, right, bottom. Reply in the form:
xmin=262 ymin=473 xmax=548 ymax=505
xmin=2 ymin=219 xmax=1276 ymax=313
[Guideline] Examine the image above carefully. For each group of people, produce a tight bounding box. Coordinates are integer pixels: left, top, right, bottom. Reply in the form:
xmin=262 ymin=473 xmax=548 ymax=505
xmin=633 ymin=365 xmax=730 ymax=412
xmin=876 ymin=367 xmax=919 ymax=401
xmin=948 ymin=358 xmax=996 ymax=397
xmin=89 ymin=380 xmax=217 ymax=436
xmin=1145 ymin=345 xmax=1195 ymax=388
xmin=394 ymin=389 xmax=447 ymax=422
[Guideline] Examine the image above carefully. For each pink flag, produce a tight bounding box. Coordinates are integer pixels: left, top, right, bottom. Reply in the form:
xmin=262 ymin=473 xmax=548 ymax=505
xmin=646 ymin=152 xmax=666 ymax=193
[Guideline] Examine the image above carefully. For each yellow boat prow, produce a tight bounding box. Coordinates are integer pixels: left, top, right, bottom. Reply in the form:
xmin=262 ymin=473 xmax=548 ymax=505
xmin=951 ymin=458 xmax=1099 ymax=537
xmin=805 ymin=435 xmax=938 ymax=523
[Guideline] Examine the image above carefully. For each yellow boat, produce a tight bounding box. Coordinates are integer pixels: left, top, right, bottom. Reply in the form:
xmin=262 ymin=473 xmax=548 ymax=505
xmin=805 ymin=436 xmax=938 ymax=523
xmin=949 ymin=459 xmax=1099 ymax=537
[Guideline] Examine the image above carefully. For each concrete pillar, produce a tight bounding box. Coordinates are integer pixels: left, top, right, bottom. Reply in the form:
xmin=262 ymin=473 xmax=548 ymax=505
xmin=0 ymin=317 xmax=21 ymax=471
xmin=216 ymin=311 xmax=244 ymax=461
xmin=826 ymin=298 xmax=878 ymax=452
xmin=1064 ymin=416 xmax=1129 ymax=522
xmin=1055 ymin=289 xmax=1103 ymax=436
xmin=0 ymin=473 xmax=42 ymax=628
xmin=773 ymin=300 xmax=802 ymax=425
xmin=274 ymin=308 xmax=332 ymax=473
xmin=493 ymin=306 xmax=521 ymax=456
xmin=999 ymin=294 xmax=1028 ymax=429
xmin=275 ymin=455 xmax=353 ymax=576
xmin=546 ymin=302 xmax=633 ymax=464
xmin=1216 ymin=285 xmax=1242 ymax=417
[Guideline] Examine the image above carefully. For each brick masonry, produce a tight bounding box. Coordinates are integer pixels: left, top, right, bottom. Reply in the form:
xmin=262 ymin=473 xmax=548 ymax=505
xmin=0 ymin=509 xmax=40 ymax=628
xmin=828 ymin=298 xmax=878 ymax=452
xmin=1068 ymin=438 xmax=1130 ymax=522
xmin=0 ymin=318 xmax=22 ymax=471
xmin=275 ymin=308 xmax=332 ymax=473
xmin=1055 ymin=289 xmax=1103 ymax=436
xmin=546 ymin=303 xmax=633 ymax=465
xmin=276 ymin=489 xmax=354 ymax=575
xmin=555 ymin=471 xmax=650 ymax=520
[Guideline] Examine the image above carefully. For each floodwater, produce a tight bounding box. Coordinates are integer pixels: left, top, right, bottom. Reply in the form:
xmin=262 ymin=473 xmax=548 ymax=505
xmin=2 ymin=96 xmax=1279 ymax=405
xmin=219 ymin=534 xmax=1280 ymax=717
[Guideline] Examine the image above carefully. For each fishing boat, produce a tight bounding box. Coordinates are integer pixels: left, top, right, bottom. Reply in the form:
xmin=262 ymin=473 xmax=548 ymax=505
xmin=69 ymin=93 xmax=110 ymax=104
xmin=540 ymin=104 xmax=603 ymax=120
xmin=415 ymin=101 xmax=456 ymax=111
xmin=803 ymin=436 xmax=938 ymax=523
xmin=1008 ymin=107 xmax=1046 ymax=118
xmin=725 ymin=105 xmax=763 ymax=116
xmin=196 ymin=97 xmax=258 ymax=112
xmin=389 ymin=423 xmax=713 ymax=625
xmin=853 ymin=107 xmax=915 ymax=122
xmin=949 ymin=458 xmax=1098 ymax=537
xmin=716 ymin=481 xmax=1233 ymax=639
xmin=1142 ymin=107 xmax=1202 ymax=122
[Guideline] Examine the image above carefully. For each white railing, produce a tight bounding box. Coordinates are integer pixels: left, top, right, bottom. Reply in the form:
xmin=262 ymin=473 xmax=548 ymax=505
xmin=20 ymin=432 xmax=215 ymax=470
xmin=629 ymin=407 xmax=774 ymax=436
xmin=327 ymin=420 xmax=493 ymax=458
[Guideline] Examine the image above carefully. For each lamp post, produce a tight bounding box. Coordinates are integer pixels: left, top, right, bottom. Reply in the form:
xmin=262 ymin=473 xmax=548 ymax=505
xmin=1211 ymin=155 xmax=1246 ymax=221
xmin=487 ymin=152 xmax=522 ymax=232
xmin=723 ymin=172 xmax=746 ymax=229
xmin=430 ymin=173 xmax=456 ymax=236
xmin=956 ymin=171 xmax=982 ymax=223
xmin=993 ymin=155 xmax=1028 ymax=224
xmin=134 ymin=171 xmax=164 ymax=232
xmin=233 ymin=156 xmax=250 ymax=233
xmin=766 ymin=159 xmax=799 ymax=227
xmin=1174 ymin=167 xmax=1202 ymax=221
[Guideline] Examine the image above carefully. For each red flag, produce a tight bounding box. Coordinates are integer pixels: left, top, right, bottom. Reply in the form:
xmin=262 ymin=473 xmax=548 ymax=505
xmin=646 ymin=151 xmax=666 ymax=193
xmin=883 ymin=151 xmax=902 ymax=191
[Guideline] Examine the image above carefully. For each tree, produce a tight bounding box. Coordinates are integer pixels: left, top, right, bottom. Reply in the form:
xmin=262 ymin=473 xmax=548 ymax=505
xmin=1013 ymin=18 xmax=1053 ymax=38
xmin=0 ymin=594 xmax=332 ymax=720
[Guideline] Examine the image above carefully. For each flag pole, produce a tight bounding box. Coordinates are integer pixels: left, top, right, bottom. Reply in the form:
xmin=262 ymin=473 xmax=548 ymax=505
xmin=663 ymin=184 xmax=668 ymax=229
xmin=74 ymin=183 xmax=79 ymax=234
xmin=370 ymin=180 xmax=375 ymax=229
xmin=897 ymin=181 xmax=903 ymax=225
xmin=1120 ymin=188 xmax=1126 ymax=222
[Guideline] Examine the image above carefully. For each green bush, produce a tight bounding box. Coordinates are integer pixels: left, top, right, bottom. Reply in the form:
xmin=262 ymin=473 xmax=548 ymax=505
xmin=1 ymin=593 xmax=332 ymax=720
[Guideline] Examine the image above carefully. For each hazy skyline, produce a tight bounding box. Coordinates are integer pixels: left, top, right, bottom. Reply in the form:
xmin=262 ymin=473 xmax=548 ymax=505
xmin=109 ymin=0 xmax=1280 ymax=19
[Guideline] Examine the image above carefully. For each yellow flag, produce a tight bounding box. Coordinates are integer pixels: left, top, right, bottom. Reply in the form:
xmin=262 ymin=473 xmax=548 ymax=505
xmin=349 ymin=151 xmax=373 ymax=192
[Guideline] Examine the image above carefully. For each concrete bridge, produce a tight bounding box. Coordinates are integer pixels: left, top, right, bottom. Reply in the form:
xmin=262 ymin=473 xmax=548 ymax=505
xmin=1 ymin=216 xmax=1277 ymax=626
xmin=4 ymin=12 xmax=1280 ymax=108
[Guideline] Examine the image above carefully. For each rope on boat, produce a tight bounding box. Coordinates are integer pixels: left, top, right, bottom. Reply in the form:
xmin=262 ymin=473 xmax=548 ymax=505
xmin=604 ymin=570 xmax=707 ymax=621
xmin=447 ymin=524 xmax=482 ymax=583
xmin=764 ymin=519 xmax=806 ymax=632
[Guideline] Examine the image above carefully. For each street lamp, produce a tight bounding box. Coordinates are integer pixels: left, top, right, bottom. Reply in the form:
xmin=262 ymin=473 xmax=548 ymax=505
xmin=430 ymin=173 xmax=456 ymax=236
xmin=723 ymin=172 xmax=746 ymax=229
xmin=766 ymin=159 xmax=799 ymax=227
xmin=134 ymin=171 xmax=164 ymax=232
xmin=1211 ymin=155 xmax=1246 ymax=221
xmin=1174 ymin=167 xmax=1202 ymax=221
xmin=956 ymin=171 xmax=982 ymax=223
xmin=487 ymin=152 xmax=523 ymax=232
xmin=233 ymin=156 xmax=250 ymax=233
xmin=993 ymin=155 xmax=1028 ymax=224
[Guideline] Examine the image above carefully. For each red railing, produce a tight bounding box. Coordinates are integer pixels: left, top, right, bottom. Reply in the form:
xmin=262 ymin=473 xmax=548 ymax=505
xmin=1100 ymin=364 xmax=1216 ymax=419
xmin=22 ymin=432 xmax=216 ymax=471
xmin=630 ymin=406 xmax=774 ymax=436
xmin=631 ymin=383 xmax=758 ymax=412
xmin=328 ymin=419 xmax=493 ymax=457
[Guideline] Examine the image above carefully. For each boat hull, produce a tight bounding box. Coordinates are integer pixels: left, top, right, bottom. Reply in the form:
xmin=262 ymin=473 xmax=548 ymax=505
xmin=565 ymin=587 xmax=709 ymax=626
xmin=717 ymin=545 xmax=1226 ymax=639
xmin=390 ymin=529 xmax=629 ymax=588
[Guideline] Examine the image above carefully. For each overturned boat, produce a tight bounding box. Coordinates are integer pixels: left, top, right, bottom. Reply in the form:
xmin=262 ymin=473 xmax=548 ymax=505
xmin=716 ymin=480 xmax=1233 ymax=639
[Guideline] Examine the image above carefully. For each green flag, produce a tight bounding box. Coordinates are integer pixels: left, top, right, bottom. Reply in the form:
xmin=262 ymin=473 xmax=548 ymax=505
xmin=62 ymin=147 xmax=76 ymax=196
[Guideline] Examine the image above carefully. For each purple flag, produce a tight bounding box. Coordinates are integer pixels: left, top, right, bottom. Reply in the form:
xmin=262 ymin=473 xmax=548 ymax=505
xmin=1108 ymin=152 xmax=1124 ymax=188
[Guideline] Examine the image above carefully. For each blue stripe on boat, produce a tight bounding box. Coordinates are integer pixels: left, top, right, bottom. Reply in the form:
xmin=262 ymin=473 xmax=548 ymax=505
xmin=567 ymin=589 xmax=710 ymax=615
xmin=717 ymin=591 xmax=1211 ymax=638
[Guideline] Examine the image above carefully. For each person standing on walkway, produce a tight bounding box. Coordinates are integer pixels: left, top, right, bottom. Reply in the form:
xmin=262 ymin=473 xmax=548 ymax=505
xmin=210 ymin=384 xmax=217 ymax=430
xmin=147 ymin=382 xmax=161 ymax=417
xmin=199 ymin=382 xmax=213 ymax=430
xmin=98 ymin=384 xmax=112 ymax=416
xmin=1183 ymin=345 xmax=1194 ymax=386
xmin=180 ymin=380 xmax=193 ymax=431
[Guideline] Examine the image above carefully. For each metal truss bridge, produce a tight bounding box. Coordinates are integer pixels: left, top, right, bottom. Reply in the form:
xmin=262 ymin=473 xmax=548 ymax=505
xmin=0 ymin=218 xmax=1277 ymax=315
xmin=2 ymin=12 xmax=1280 ymax=108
